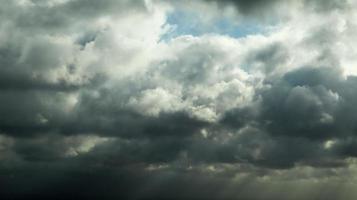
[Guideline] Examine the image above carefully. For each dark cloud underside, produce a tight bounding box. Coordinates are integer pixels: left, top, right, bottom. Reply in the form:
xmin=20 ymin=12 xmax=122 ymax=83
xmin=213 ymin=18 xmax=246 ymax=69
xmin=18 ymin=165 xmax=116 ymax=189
xmin=1 ymin=0 xmax=357 ymax=199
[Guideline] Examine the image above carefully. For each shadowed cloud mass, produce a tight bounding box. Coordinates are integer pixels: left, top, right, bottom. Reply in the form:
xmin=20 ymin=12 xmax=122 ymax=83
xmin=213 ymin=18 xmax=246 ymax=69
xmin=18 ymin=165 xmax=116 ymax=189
xmin=1 ymin=0 xmax=357 ymax=199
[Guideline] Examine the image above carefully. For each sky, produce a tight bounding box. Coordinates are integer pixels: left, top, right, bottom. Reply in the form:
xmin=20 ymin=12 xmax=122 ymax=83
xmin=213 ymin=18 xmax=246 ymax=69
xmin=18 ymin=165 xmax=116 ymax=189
xmin=1 ymin=0 xmax=357 ymax=199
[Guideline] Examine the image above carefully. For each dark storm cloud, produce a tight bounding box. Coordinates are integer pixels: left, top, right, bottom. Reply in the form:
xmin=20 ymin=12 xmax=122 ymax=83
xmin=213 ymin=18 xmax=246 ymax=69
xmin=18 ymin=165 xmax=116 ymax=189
xmin=62 ymin=109 xmax=208 ymax=139
xmin=0 ymin=163 xmax=245 ymax=200
xmin=0 ymin=90 xmax=207 ymax=138
xmin=202 ymin=0 xmax=350 ymax=20
xmin=50 ymin=64 xmax=357 ymax=170
xmin=0 ymin=0 xmax=176 ymax=139
xmin=0 ymin=91 xmax=71 ymax=137
xmin=205 ymin=0 xmax=349 ymax=11
xmin=217 ymin=66 xmax=357 ymax=168
xmin=185 ymin=125 xmax=345 ymax=169
xmin=0 ymin=155 xmax=354 ymax=200
xmin=222 ymin=66 xmax=355 ymax=140
xmin=2 ymin=0 xmax=357 ymax=199
xmin=259 ymin=67 xmax=357 ymax=140
xmin=0 ymin=0 xmax=147 ymax=33
xmin=204 ymin=0 xmax=281 ymax=15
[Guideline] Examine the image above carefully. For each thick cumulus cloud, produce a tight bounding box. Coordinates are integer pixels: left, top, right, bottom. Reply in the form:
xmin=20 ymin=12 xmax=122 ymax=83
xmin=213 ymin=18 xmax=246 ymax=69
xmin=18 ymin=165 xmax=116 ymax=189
xmin=203 ymin=0 xmax=349 ymax=15
xmin=2 ymin=0 xmax=357 ymax=199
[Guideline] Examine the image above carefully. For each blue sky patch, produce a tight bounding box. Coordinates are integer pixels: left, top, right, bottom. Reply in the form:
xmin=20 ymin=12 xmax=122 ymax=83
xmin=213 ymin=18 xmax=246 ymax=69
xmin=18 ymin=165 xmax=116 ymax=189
xmin=161 ymin=9 xmax=265 ymax=41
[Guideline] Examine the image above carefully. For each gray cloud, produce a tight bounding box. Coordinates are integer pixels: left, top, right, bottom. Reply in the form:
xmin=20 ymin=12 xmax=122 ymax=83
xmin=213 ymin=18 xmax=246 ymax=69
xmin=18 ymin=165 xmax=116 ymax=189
xmin=203 ymin=0 xmax=349 ymax=15
xmin=204 ymin=0 xmax=281 ymax=16
xmin=1 ymin=0 xmax=357 ymax=199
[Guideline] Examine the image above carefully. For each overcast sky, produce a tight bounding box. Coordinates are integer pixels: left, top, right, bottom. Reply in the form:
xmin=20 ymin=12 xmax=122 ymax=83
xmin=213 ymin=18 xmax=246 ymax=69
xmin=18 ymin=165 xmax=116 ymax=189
xmin=1 ymin=0 xmax=357 ymax=199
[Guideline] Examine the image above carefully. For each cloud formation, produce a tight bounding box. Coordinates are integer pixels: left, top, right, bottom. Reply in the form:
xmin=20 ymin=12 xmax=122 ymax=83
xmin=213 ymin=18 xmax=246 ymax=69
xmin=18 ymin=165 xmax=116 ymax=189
xmin=1 ymin=0 xmax=357 ymax=199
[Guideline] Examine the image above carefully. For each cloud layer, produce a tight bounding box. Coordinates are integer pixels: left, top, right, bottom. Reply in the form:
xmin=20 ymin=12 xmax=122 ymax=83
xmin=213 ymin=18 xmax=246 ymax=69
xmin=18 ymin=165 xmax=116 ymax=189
xmin=1 ymin=0 xmax=357 ymax=199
